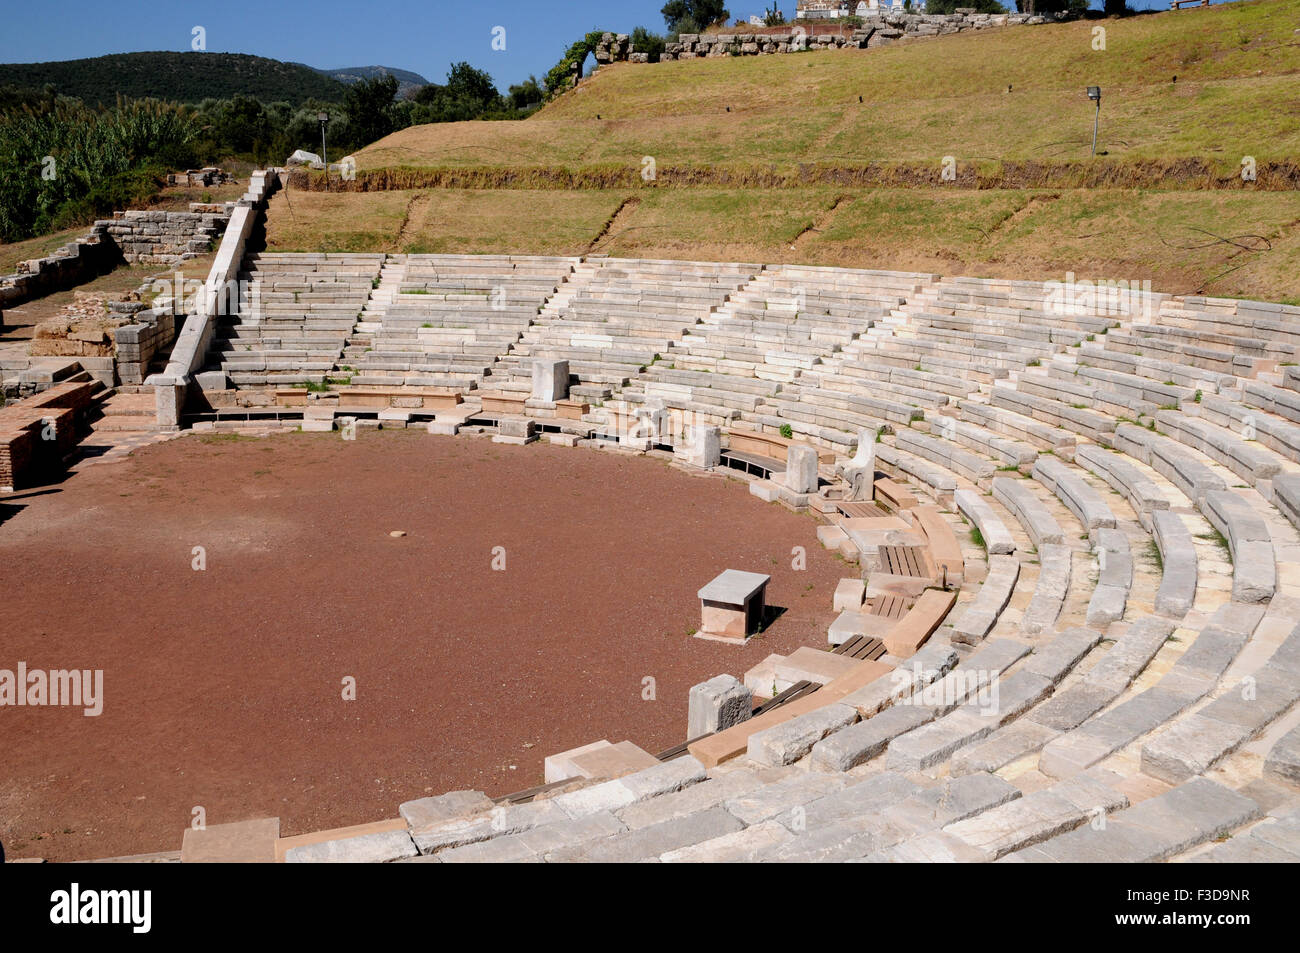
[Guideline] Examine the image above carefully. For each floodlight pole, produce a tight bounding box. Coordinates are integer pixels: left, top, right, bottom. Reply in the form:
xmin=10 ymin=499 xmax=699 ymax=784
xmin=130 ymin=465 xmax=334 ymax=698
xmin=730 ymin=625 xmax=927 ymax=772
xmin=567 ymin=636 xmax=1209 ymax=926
xmin=318 ymin=112 xmax=330 ymax=188
xmin=1087 ymin=87 xmax=1102 ymax=157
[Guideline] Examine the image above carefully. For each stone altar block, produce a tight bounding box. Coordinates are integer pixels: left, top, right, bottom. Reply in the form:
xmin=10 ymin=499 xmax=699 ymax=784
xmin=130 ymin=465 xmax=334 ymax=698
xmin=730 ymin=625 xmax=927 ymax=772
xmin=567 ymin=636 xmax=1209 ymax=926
xmin=532 ymin=359 xmax=570 ymax=402
xmin=697 ymin=569 xmax=771 ymax=643
xmin=785 ymin=444 xmax=819 ymax=494
xmin=675 ymin=424 xmax=721 ymax=468
xmin=687 ymin=674 xmax=753 ymax=739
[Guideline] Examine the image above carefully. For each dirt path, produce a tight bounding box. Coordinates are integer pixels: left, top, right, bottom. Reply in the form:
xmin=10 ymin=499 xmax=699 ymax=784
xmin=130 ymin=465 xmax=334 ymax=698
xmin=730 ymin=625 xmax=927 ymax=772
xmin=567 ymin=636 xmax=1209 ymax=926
xmin=0 ymin=429 xmax=845 ymax=861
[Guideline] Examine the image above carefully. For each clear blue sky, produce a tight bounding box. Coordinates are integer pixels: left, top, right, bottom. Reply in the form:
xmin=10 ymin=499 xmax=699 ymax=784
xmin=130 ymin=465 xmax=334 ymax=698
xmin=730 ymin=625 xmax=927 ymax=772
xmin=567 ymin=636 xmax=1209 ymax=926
xmin=0 ymin=0 xmax=1194 ymax=91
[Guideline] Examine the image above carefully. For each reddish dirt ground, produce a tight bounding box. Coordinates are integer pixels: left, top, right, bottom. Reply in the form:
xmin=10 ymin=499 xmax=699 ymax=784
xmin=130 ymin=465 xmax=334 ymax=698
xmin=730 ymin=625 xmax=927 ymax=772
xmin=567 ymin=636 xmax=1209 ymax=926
xmin=0 ymin=428 xmax=846 ymax=861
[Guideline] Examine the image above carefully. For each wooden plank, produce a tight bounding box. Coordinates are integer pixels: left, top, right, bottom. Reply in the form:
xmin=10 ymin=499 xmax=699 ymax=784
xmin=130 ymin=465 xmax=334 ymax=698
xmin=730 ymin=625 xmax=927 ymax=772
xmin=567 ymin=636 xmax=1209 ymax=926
xmin=905 ymin=546 xmax=922 ymax=577
xmin=836 ymin=501 xmax=891 ymax=519
xmin=752 ymin=679 xmax=819 ymax=716
xmin=722 ymin=449 xmax=786 ymax=475
xmin=656 ymin=733 xmax=714 ymax=762
xmin=866 ymin=594 xmax=907 ymax=619
xmin=844 ymin=637 xmax=887 ymax=661
xmin=832 ymin=634 xmax=867 ymax=657
xmin=493 ymin=778 xmax=575 ymax=805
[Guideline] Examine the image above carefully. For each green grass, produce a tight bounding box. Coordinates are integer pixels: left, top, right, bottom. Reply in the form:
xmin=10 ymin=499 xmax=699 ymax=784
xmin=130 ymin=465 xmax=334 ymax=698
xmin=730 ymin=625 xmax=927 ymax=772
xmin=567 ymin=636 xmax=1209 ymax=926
xmin=1197 ymin=528 xmax=1233 ymax=561
xmin=1146 ymin=538 xmax=1164 ymax=573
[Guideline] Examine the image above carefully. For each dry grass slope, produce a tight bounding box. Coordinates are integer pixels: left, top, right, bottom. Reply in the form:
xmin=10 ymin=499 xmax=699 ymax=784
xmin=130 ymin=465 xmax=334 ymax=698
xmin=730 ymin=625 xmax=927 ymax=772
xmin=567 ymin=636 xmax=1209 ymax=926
xmin=361 ymin=0 xmax=1300 ymax=171
xmin=263 ymin=0 xmax=1300 ymax=303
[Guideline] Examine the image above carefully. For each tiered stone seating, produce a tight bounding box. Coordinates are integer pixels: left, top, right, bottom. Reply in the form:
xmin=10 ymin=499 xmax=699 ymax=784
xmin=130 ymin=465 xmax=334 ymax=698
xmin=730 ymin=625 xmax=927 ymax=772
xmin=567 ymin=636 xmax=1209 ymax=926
xmin=1005 ymin=777 xmax=1261 ymax=862
xmin=210 ymin=252 xmax=384 ymax=387
xmin=990 ymin=385 xmax=1116 ymax=443
xmin=504 ymin=258 xmax=759 ymax=388
xmin=1141 ymin=621 xmax=1300 ymax=784
xmin=1073 ymin=443 xmax=1168 ymax=525
xmin=343 ymin=254 xmax=578 ymax=390
xmin=680 ymin=264 xmax=912 ymax=384
xmin=152 ymin=248 xmax=1300 ymax=864
xmin=1156 ymin=409 xmax=1285 ymax=486
xmin=1039 ymin=604 xmax=1263 ymax=778
xmin=1075 ymin=342 xmax=1238 ymax=393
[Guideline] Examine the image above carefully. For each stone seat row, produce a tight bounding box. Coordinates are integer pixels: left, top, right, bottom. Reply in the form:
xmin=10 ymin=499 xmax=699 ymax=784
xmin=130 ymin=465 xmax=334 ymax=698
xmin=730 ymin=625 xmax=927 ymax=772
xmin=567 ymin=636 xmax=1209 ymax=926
xmin=1038 ymin=604 xmax=1264 ymax=780
xmin=912 ymin=312 xmax=1092 ymax=348
xmin=1075 ymin=343 xmax=1238 ymax=393
xmin=1019 ymin=367 xmax=1164 ymax=421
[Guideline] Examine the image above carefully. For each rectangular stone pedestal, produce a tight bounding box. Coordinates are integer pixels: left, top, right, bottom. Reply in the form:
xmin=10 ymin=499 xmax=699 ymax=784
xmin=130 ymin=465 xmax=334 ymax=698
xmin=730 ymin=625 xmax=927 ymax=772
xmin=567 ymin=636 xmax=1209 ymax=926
xmin=697 ymin=569 xmax=771 ymax=643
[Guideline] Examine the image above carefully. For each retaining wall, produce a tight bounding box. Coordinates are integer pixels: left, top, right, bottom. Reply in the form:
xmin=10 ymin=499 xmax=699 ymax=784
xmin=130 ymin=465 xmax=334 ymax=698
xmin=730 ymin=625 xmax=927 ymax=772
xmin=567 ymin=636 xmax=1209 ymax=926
xmin=149 ymin=170 xmax=281 ymax=428
xmin=599 ymin=11 xmax=1067 ymax=64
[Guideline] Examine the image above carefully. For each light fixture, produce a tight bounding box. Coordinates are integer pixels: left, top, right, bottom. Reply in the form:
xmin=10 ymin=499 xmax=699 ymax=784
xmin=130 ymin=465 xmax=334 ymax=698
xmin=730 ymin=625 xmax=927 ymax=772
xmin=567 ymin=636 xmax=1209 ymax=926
xmin=1086 ymin=87 xmax=1101 ymax=156
xmin=317 ymin=112 xmax=330 ymax=182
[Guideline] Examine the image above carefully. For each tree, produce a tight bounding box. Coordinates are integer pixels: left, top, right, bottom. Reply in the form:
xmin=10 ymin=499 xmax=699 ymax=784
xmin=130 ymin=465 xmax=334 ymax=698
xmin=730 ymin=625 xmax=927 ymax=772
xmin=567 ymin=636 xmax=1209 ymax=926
xmin=206 ymin=94 xmax=272 ymax=155
xmin=931 ymin=0 xmax=1005 ymax=12
xmin=507 ymin=76 xmax=544 ymax=111
xmin=408 ymin=63 xmax=503 ymax=124
xmin=631 ymin=26 xmax=667 ymax=62
xmin=1016 ymin=0 xmax=1086 ymax=12
xmin=662 ymin=0 xmax=730 ymax=32
xmin=445 ymin=62 xmax=499 ymax=110
xmin=763 ymin=3 xmax=787 ymax=26
xmin=342 ymin=75 xmax=399 ymax=148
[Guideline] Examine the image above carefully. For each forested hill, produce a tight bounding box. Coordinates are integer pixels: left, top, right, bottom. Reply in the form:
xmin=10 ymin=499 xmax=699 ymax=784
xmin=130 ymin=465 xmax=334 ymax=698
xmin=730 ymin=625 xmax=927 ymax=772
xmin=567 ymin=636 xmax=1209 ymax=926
xmin=0 ymin=52 xmax=349 ymax=106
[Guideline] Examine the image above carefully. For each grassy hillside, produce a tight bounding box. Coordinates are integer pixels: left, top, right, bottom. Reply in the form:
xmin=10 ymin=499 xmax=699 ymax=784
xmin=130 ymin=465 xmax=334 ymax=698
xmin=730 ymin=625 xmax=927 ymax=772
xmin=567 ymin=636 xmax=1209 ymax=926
xmin=266 ymin=0 xmax=1300 ymax=303
xmin=265 ymin=185 xmax=1300 ymax=303
xmin=0 ymin=52 xmax=348 ymax=106
xmin=357 ymin=1 xmax=1300 ymax=173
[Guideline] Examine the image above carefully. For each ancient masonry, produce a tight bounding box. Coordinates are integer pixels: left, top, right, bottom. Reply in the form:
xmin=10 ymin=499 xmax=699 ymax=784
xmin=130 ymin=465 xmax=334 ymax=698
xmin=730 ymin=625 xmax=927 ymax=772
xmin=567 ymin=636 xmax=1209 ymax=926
xmin=600 ymin=10 xmax=1067 ymax=64
xmin=0 ymin=203 xmax=234 ymax=312
xmin=97 ymin=205 xmax=233 ymax=265
xmin=9 ymin=164 xmax=1300 ymax=862
xmin=0 ymin=224 xmax=118 ymax=310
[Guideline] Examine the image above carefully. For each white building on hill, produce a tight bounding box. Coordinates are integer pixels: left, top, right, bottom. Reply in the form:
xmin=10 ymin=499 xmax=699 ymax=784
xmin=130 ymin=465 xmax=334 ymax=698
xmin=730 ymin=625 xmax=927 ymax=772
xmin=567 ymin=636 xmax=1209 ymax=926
xmin=796 ymin=1 xmax=850 ymax=18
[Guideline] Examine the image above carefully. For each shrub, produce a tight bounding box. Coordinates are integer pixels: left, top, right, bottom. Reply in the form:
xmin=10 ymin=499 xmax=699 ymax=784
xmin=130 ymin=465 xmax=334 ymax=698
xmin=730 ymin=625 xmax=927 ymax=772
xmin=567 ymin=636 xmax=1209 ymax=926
xmin=631 ymin=26 xmax=668 ymax=63
xmin=0 ymin=98 xmax=197 ymax=242
xmin=931 ymin=0 xmax=1005 ymax=12
xmin=662 ymin=1 xmax=730 ymax=33
xmin=544 ymin=31 xmax=609 ymax=98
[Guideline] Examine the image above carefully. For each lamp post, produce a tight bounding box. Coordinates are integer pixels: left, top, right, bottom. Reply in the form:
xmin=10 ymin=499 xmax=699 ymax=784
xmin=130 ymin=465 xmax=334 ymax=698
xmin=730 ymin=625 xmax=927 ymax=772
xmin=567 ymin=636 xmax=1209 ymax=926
xmin=317 ymin=111 xmax=330 ymax=186
xmin=1087 ymin=86 xmax=1101 ymax=157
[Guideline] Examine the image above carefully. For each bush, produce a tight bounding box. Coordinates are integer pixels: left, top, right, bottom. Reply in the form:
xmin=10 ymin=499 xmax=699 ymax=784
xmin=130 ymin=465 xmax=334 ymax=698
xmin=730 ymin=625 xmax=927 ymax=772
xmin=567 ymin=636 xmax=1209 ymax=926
xmin=662 ymin=1 xmax=730 ymax=32
xmin=0 ymin=99 xmax=197 ymax=242
xmin=1015 ymin=0 xmax=1086 ymax=13
xmin=632 ymin=26 xmax=667 ymax=62
xmin=930 ymin=0 xmax=1005 ymax=12
xmin=544 ymin=31 xmax=608 ymax=97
